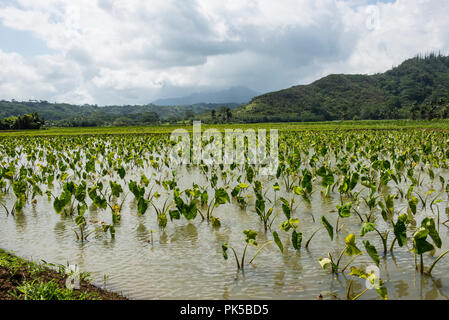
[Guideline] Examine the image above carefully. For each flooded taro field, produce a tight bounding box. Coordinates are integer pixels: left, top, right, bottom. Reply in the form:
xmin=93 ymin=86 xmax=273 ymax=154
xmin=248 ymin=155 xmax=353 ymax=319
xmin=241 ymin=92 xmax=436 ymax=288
xmin=1 ymin=129 xmax=449 ymax=300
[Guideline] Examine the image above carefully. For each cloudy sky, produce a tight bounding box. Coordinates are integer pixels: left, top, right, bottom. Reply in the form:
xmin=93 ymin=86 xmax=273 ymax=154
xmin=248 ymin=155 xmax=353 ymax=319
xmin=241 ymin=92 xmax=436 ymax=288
xmin=0 ymin=0 xmax=448 ymax=105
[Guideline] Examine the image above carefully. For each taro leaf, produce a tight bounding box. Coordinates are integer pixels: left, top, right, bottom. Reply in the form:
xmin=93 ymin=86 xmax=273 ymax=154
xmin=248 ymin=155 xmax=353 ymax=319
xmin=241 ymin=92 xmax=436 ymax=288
xmin=408 ymin=197 xmax=418 ymax=215
xmin=77 ymin=203 xmax=87 ymax=216
xmin=116 ymin=166 xmax=126 ymax=179
xmin=412 ymin=228 xmax=434 ymax=255
xmin=201 ymin=191 xmax=208 ymax=206
xmin=272 ymin=231 xmax=283 ymax=253
xmin=158 ymin=213 xmax=167 ymax=228
xmin=244 ymin=229 xmax=258 ymax=245
xmin=169 ymin=210 xmax=181 ymax=221
xmin=110 ymin=181 xmax=123 ymax=198
xmin=211 ymin=216 xmax=221 ymax=227
xmin=53 ymin=190 xmax=71 ymax=214
xmin=322 ymin=173 xmax=334 ymax=188
xmin=64 ymin=181 xmax=76 ymax=194
xmin=320 ymin=216 xmax=334 ymax=241
xmin=280 ymin=198 xmax=290 ymax=219
xmin=351 ymin=266 xmax=388 ymax=299
xmin=301 ymin=169 xmax=313 ymax=193
xmin=255 ymin=197 xmax=265 ymax=217
xmin=385 ymin=194 xmax=394 ymax=213
xmin=318 ymin=258 xmax=332 ymax=270
xmin=137 ymin=197 xmax=149 ymax=215
xmin=140 ymin=174 xmax=150 ymax=186
xmin=363 ymin=240 xmax=380 ymax=267
xmin=85 ymin=159 xmax=95 ymax=173
xmin=238 ymin=183 xmax=249 ymax=189
xmin=360 ymin=222 xmax=375 ymax=237
xmin=75 ymin=215 xmax=86 ymax=227
xmin=183 ymin=202 xmax=197 ymax=220
xmin=12 ymin=181 xmax=27 ymax=198
xmin=74 ymin=181 xmax=86 ymax=202
xmin=421 ymin=217 xmax=442 ymax=248
xmin=292 ymin=230 xmax=303 ymax=250
xmin=246 ymin=166 xmax=254 ymax=183
xmin=93 ymin=196 xmax=107 ymax=210
xmin=280 ymin=218 xmax=299 ymax=232
xmin=336 ymin=202 xmax=352 ymax=218
xmin=273 ymin=182 xmax=280 ymax=191
xmin=317 ymin=166 xmax=327 ymax=177
xmin=393 ymin=214 xmax=408 ymax=247
xmin=349 ymin=266 xmax=368 ymax=279
xmin=222 ymin=243 xmax=229 ymax=260
xmin=345 ymin=233 xmax=362 ymax=256
xmin=129 ymin=180 xmax=145 ymax=199
xmin=293 ymin=186 xmax=303 ymax=195
xmin=214 ymin=188 xmax=230 ymax=206
xmin=375 ymin=279 xmax=388 ymax=300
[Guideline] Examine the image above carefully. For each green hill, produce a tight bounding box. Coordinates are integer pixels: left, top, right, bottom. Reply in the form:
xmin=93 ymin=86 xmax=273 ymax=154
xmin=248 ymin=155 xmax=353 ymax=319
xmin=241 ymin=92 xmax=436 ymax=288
xmin=0 ymin=100 xmax=241 ymax=127
xmin=235 ymin=53 xmax=449 ymax=122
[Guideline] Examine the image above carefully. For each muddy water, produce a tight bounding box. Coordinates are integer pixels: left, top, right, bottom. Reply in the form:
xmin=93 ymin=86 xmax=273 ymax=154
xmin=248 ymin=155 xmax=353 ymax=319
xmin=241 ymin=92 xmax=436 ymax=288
xmin=0 ymin=168 xmax=449 ymax=300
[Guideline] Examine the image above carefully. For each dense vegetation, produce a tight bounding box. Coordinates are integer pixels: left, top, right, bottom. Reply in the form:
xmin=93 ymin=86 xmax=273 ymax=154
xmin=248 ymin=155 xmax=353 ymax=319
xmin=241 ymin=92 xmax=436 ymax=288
xmin=0 ymin=100 xmax=241 ymax=127
xmin=0 ymin=249 xmax=126 ymax=300
xmin=0 ymin=113 xmax=44 ymax=130
xmin=235 ymin=54 xmax=449 ymax=122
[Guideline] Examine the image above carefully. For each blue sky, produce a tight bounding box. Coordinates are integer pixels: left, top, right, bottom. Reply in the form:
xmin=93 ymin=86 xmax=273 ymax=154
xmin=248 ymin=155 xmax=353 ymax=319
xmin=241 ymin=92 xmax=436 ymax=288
xmin=0 ymin=0 xmax=447 ymax=105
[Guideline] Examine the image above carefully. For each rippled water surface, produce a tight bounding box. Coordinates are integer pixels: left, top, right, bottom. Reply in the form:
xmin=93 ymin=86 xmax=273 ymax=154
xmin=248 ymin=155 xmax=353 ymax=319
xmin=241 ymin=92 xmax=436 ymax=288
xmin=1 ymin=167 xmax=449 ymax=300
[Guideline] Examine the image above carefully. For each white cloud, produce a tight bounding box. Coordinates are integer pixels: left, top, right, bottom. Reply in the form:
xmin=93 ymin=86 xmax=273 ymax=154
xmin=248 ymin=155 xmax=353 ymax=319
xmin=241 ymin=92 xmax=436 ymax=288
xmin=0 ymin=0 xmax=448 ymax=105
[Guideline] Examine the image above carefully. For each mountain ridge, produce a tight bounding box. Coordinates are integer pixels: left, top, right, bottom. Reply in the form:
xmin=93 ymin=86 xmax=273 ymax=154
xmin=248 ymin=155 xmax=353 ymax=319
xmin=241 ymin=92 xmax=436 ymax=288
xmin=234 ymin=53 xmax=449 ymax=122
xmin=152 ymin=86 xmax=260 ymax=106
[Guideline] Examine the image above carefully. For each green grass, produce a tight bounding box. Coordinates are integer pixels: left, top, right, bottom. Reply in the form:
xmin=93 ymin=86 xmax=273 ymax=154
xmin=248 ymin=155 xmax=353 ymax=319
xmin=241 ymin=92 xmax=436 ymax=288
xmin=1 ymin=119 xmax=449 ymax=137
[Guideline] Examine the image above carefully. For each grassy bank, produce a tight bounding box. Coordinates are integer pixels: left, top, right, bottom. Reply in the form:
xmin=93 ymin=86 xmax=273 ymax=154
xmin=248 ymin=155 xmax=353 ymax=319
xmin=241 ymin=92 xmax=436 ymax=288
xmin=0 ymin=249 xmax=127 ymax=300
xmin=1 ymin=119 xmax=449 ymax=137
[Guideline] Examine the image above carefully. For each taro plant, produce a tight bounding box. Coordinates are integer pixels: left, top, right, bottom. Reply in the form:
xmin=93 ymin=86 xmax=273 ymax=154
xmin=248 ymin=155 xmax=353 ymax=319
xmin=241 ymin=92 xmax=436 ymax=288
xmin=52 ymin=181 xmax=87 ymax=216
xmin=304 ymin=216 xmax=334 ymax=249
xmin=221 ymin=229 xmax=275 ymax=272
xmin=346 ymin=266 xmax=388 ymax=300
xmin=198 ymin=187 xmax=230 ymax=225
xmin=318 ymin=233 xmax=362 ymax=274
xmin=231 ymin=183 xmax=250 ymax=209
xmin=278 ymin=218 xmax=301 ymax=251
xmin=411 ymin=217 xmax=449 ymax=275
xmin=359 ymin=222 xmax=389 ymax=256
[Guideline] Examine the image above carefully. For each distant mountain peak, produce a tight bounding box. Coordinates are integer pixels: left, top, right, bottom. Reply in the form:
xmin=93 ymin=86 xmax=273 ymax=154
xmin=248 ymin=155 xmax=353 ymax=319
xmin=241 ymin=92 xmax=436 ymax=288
xmin=152 ymin=86 xmax=260 ymax=106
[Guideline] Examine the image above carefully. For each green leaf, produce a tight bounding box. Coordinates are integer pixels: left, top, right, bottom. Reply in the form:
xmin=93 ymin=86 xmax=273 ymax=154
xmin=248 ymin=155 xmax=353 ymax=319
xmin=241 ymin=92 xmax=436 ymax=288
xmin=109 ymin=181 xmax=123 ymax=198
xmin=214 ymin=188 xmax=230 ymax=206
xmin=183 ymin=202 xmax=197 ymax=220
xmin=222 ymin=243 xmax=229 ymax=260
xmin=320 ymin=216 xmax=334 ymax=241
xmin=360 ymin=222 xmax=375 ymax=237
xmin=244 ymin=229 xmax=258 ymax=245
xmin=393 ymin=214 xmax=408 ymax=247
xmin=137 ymin=197 xmax=149 ymax=215
xmin=169 ymin=210 xmax=180 ymax=221
xmin=318 ymin=258 xmax=332 ymax=270
xmin=273 ymin=231 xmax=283 ymax=253
xmin=336 ymin=202 xmax=352 ymax=218
xmin=116 ymin=166 xmax=126 ymax=179
xmin=412 ymin=228 xmax=434 ymax=255
xmin=421 ymin=217 xmax=442 ymax=248
xmin=291 ymin=230 xmax=302 ymax=250
xmin=345 ymin=233 xmax=362 ymax=256
xmin=211 ymin=216 xmax=221 ymax=227
xmin=363 ymin=240 xmax=380 ymax=267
